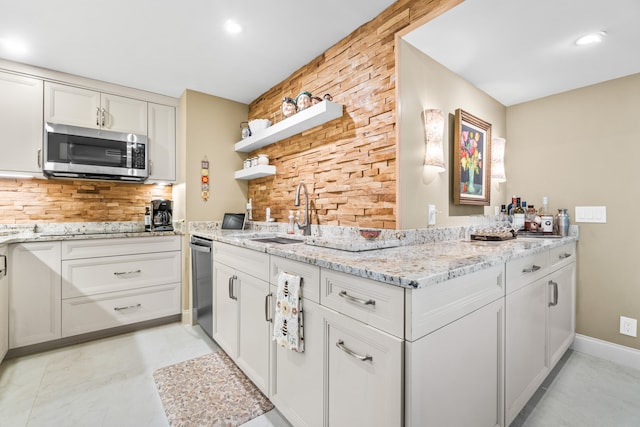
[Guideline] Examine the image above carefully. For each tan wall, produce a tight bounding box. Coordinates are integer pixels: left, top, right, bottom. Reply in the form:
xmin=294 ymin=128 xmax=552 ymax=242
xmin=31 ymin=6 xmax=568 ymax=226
xmin=0 ymin=178 xmax=172 ymax=223
xmin=181 ymin=89 xmax=248 ymax=221
xmin=397 ymin=40 xmax=507 ymax=229
xmin=244 ymin=0 xmax=461 ymax=229
xmin=506 ymin=73 xmax=640 ymax=350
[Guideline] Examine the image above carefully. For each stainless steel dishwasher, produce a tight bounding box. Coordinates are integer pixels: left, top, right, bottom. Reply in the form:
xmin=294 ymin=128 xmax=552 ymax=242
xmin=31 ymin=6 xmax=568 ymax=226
xmin=190 ymin=236 xmax=214 ymax=339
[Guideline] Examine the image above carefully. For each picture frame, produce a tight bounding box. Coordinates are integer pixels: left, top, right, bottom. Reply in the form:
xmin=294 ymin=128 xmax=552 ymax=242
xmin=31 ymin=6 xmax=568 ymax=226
xmin=453 ymin=109 xmax=492 ymax=205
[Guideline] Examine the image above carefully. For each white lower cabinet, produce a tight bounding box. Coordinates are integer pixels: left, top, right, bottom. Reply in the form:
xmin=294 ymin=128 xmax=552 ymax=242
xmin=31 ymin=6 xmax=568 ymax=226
xmin=405 ymin=264 xmax=505 ymax=427
xmin=269 ymin=257 xmax=323 ymax=427
xmin=60 ymin=236 xmax=181 ymax=338
xmin=323 ymin=305 xmax=403 ymax=427
xmin=8 ymin=242 xmax=62 ymax=348
xmin=505 ymin=243 xmax=576 ymax=425
xmin=212 ymin=242 xmax=271 ymax=395
xmin=0 ymin=246 xmax=9 ymax=362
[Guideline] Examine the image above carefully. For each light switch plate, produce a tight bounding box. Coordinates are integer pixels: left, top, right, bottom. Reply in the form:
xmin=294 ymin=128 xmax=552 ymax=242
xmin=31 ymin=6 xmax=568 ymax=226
xmin=428 ymin=204 xmax=436 ymax=226
xmin=575 ymin=206 xmax=607 ymax=223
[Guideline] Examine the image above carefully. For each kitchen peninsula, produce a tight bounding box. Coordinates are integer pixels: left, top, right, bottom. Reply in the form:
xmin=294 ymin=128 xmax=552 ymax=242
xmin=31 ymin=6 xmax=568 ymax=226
xmin=190 ymin=222 xmax=577 ymax=427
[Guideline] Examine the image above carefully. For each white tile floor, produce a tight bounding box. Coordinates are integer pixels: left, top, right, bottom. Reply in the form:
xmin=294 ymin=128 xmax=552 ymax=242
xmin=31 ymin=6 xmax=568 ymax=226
xmin=2 ymin=323 xmax=640 ymax=427
xmin=512 ymin=349 xmax=640 ymax=427
xmin=0 ymin=322 xmax=291 ymax=427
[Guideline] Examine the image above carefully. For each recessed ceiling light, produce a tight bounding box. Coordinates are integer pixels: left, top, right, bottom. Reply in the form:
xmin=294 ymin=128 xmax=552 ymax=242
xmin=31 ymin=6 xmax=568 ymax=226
xmin=0 ymin=37 xmax=28 ymax=55
xmin=575 ymin=31 xmax=607 ymax=46
xmin=224 ymin=19 xmax=242 ymax=35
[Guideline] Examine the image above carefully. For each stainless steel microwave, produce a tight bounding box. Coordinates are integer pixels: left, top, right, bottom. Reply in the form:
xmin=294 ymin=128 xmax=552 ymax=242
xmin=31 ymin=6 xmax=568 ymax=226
xmin=43 ymin=122 xmax=148 ymax=182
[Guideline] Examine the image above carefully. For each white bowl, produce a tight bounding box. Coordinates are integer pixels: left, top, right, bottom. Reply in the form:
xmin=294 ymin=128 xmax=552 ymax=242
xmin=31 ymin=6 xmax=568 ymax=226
xmin=248 ymin=119 xmax=271 ymax=134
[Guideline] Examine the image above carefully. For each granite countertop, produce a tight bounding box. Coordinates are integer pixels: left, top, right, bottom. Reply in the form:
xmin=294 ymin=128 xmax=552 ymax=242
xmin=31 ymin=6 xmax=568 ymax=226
xmin=189 ymin=222 xmax=578 ymax=290
xmin=0 ymin=222 xmax=183 ymax=246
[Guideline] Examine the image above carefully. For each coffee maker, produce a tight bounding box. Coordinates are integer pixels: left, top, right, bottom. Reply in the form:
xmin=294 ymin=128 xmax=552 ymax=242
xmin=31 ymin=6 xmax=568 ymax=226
xmin=150 ymin=199 xmax=173 ymax=231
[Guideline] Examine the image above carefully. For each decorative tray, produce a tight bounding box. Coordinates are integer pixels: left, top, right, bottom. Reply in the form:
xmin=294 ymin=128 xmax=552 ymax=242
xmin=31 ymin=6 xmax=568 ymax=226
xmin=470 ymin=229 xmax=517 ymax=241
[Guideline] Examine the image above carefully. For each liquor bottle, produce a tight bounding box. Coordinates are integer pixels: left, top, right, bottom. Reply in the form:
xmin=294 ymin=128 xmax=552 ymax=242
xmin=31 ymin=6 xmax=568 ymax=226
xmin=526 ymin=204 xmax=537 ymax=232
xmin=521 ymin=201 xmax=529 ymax=231
xmin=500 ymin=204 xmax=507 ymax=222
xmin=144 ymin=206 xmax=151 ymax=231
xmin=507 ymin=195 xmax=517 ymax=216
xmin=538 ymin=196 xmax=554 ymax=234
xmin=513 ymin=197 xmax=525 ymax=231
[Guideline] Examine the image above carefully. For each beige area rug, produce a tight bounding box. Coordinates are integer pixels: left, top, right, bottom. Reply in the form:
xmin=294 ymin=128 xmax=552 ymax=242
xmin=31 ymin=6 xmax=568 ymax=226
xmin=153 ymin=351 xmax=274 ymax=427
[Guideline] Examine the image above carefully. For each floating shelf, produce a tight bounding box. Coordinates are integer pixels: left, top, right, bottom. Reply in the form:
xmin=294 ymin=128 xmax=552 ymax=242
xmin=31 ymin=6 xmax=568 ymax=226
xmin=234 ymin=165 xmax=276 ymax=180
xmin=234 ymin=100 xmax=343 ymax=153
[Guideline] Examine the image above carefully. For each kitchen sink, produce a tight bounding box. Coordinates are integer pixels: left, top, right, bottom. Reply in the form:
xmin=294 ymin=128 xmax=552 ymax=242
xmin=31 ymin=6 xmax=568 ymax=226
xmin=250 ymin=237 xmax=303 ymax=244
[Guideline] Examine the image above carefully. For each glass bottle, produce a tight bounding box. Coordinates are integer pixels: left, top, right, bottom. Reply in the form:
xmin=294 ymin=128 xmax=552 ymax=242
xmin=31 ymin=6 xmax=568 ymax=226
xmin=538 ymin=196 xmax=554 ymax=234
xmin=512 ymin=197 xmax=525 ymax=231
xmin=526 ymin=204 xmax=537 ymax=232
xmin=144 ymin=206 xmax=151 ymax=231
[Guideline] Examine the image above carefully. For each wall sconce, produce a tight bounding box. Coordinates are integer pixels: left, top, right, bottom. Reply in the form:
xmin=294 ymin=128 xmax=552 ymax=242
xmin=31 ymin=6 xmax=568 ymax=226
xmin=491 ymin=136 xmax=507 ymax=183
xmin=422 ymin=109 xmax=446 ymax=172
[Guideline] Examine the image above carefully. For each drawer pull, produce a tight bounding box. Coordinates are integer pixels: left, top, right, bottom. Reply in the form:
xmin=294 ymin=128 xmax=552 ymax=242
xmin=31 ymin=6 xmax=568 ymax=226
xmin=113 ymin=269 xmax=142 ymax=276
xmin=548 ymin=281 xmax=559 ymax=307
xmin=559 ymin=253 xmax=572 ymax=259
xmin=336 ymin=340 xmax=372 ymax=362
xmin=113 ymin=303 xmax=141 ymax=311
xmin=339 ymin=290 xmax=375 ymax=306
xmin=228 ymin=275 xmax=238 ymax=300
xmin=522 ymin=265 xmax=541 ymax=273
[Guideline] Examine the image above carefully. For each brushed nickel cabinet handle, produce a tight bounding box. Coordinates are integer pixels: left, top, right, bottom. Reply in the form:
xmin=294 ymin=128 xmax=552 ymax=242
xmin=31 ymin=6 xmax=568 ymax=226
xmin=114 ymin=303 xmax=141 ymax=311
xmin=228 ymin=275 xmax=238 ymax=300
xmin=559 ymin=253 xmax=572 ymax=259
xmin=113 ymin=269 xmax=141 ymax=276
xmin=338 ymin=290 xmax=375 ymax=306
xmin=37 ymin=148 xmax=42 ymax=168
xmin=101 ymin=107 xmax=107 ymax=127
xmin=548 ymin=280 xmax=559 ymax=306
xmin=265 ymin=292 xmax=273 ymax=322
xmin=522 ymin=265 xmax=541 ymax=273
xmin=336 ymin=340 xmax=372 ymax=362
xmin=96 ymin=106 xmax=101 ymax=126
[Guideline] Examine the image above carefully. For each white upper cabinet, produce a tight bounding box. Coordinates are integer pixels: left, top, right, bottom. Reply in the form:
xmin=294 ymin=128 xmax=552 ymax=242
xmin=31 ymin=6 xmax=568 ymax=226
xmin=0 ymin=71 xmax=43 ymax=175
xmin=44 ymin=82 xmax=147 ymax=135
xmin=147 ymin=102 xmax=177 ymax=183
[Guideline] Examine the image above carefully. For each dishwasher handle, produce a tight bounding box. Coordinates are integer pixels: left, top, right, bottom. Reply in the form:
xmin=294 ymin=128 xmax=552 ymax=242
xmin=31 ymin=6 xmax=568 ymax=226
xmin=189 ymin=242 xmax=212 ymax=253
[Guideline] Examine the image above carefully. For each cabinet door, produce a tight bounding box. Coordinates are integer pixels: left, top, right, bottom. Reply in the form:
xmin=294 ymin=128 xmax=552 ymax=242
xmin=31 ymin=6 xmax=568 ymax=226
xmin=0 ymin=72 xmax=43 ymax=174
xmin=212 ymin=261 xmax=238 ymax=357
xmin=236 ymin=271 xmax=270 ymax=395
xmin=406 ymin=298 xmax=504 ymax=427
xmin=44 ymin=82 xmax=100 ymax=128
xmin=271 ymin=292 xmax=324 ymax=427
xmin=324 ymin=307 xmax=403 ymax=427
xmin=505 ymin=277 xmax=548 ymax=425
xmin=0 ymin=246 xmax=8 ymax=361
xmin=147 ymin=103 xmax=176 ymax=182
xmin=101 ymin=93 xmax=147 ymax=134
xmin=548 ymin=262 xmax=576 ymax=368
xmin=8 ymin=242 xmax=62 ymax=348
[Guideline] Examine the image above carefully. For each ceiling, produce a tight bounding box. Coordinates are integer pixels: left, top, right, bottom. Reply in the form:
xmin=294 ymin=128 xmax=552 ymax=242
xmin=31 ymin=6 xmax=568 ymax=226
xmin=0 ymin=0 xmax=396 ymax=104
xmin=403 ymin=0 xmax=640 ymax=106
xmin=2 ymin=1 xmax=639 ymax=107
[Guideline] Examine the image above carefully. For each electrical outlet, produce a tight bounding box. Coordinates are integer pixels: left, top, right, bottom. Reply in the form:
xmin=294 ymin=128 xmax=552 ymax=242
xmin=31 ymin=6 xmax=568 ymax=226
xmin=620 ymin=316 xmax=637 ymax=337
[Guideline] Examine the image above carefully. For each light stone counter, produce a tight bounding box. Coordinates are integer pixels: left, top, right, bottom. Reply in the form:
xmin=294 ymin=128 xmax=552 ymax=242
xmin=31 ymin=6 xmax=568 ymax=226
xmin=0 ymin=221 xmax=183 ymax=246
xmin=189 ymin=221 xmax=578 ymax=289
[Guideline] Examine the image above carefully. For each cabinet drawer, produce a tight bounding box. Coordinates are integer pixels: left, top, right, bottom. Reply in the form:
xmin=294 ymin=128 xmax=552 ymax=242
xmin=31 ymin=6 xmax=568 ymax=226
xmin=61 ymin=236 xmax=181 ymax=260
xmin=506 ymin=250 xmax=549 ymax=294
xmin=406 ymin=264 xmax=505 ymax=341
xmin=321 ymin=269 xmax=404 ymax=338
xmin=212 ymin=241 xmax=269 ymax=280
xmin=61 ymin=282 xmax=180 ymax=337
xmin=549 ymin=242 xmax=576 ymax=269
xmin=271 ymin=256 xmax=320 ymax=303
xmin=62 ymin=251 xmax=181 ymax=298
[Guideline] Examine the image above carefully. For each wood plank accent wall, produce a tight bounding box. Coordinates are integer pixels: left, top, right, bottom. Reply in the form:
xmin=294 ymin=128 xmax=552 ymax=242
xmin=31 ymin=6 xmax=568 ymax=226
xmin=0 ymin=178 xmax=172 ymax=224
xmin=246 ymin=0 xmax=457 ymax=229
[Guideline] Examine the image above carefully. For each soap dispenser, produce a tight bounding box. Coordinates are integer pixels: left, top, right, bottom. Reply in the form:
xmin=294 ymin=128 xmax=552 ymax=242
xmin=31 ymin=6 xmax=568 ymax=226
xmin=287 ymin=211 xmax=295 ymax=234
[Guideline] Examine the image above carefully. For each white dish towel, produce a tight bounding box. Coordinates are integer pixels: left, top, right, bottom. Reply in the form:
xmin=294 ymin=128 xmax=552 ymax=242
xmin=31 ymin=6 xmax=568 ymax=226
xmin=272 ymin=271 xmax=304 ymax=352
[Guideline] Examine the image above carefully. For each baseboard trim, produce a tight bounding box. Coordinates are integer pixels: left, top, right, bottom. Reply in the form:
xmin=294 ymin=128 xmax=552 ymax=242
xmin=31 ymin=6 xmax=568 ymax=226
xmin=571 ymin=333 xmax=640 ymax=371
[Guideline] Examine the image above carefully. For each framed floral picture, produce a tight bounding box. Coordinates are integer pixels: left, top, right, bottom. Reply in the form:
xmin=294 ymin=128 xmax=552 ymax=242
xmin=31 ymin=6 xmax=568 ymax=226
xmin=453 ymin=109 xmax=492 ymax=205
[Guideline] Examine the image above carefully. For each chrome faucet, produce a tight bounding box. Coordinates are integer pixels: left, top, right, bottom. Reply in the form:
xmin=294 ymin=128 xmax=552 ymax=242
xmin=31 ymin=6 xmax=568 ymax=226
xmin=294 ymin=182 xmax=311 ymax=236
